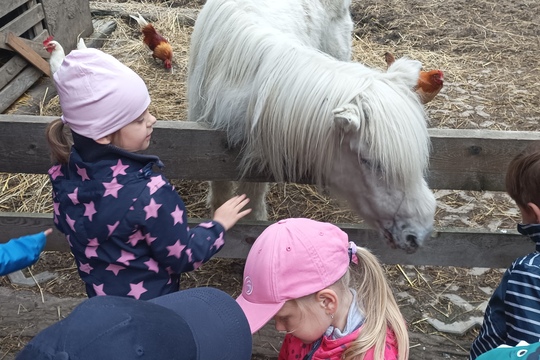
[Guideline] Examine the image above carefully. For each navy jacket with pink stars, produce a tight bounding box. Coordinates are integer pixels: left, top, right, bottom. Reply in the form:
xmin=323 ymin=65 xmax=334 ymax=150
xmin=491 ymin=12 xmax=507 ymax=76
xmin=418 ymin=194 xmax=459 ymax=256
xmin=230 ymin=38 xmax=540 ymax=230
xmin=48 ymin=133 xmax=225 ymax=300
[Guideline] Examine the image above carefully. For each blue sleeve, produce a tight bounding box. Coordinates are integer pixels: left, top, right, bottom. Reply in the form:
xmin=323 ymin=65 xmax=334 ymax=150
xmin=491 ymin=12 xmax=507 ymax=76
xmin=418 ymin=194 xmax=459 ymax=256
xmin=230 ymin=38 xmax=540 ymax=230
xmin=138 ymin=179 xmax=225 ymax=274
xmin=0 ymin=232 xmax=47 ymax=276
xmin=469 ymin=269 xmax=510 ymax=359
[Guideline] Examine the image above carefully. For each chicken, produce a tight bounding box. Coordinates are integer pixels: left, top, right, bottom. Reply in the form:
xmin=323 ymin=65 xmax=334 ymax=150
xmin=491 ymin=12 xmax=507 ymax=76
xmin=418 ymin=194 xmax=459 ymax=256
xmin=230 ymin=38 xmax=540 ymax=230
xmin=384 ymin=52 xmax=444 ymax=104
xmin=77 ymin=33 xmax=87 ymax=50
xmin=43 ymin=36 xmax=65 ymax=75
xmin=130 ymin=13 xmax=173 ymax=72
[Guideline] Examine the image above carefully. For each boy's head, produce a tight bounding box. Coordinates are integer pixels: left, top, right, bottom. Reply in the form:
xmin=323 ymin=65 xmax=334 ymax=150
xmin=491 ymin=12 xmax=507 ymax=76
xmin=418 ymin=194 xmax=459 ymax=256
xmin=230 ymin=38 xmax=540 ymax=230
xmin=506 ymin=144 xmax=540 ymax=224
xmin=53 ymin=48 xmax=151 ymax=141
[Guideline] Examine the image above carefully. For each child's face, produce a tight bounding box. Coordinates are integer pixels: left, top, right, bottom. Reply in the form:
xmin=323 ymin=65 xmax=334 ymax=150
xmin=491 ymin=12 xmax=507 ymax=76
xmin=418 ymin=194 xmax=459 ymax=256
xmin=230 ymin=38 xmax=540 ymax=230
xmin=112 ymin=109 xmax=156 ymax=152
xmin=273 ymin=296 xmax=332 ymax=344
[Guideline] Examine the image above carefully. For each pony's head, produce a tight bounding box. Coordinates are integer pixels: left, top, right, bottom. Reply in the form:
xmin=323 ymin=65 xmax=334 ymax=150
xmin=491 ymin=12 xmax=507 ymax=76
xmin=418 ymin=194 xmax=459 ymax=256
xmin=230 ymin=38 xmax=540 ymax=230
xmin=326 ymin=71 xmax=436 ymax=253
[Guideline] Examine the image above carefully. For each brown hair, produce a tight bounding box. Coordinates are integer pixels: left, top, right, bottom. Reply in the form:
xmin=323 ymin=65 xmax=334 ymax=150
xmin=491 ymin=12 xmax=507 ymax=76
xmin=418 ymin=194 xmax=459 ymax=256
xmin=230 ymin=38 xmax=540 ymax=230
xmin=505 ymin=143 xmax=540 ymax=209
xmin=46 ymin=119 xmax=72 ymax=165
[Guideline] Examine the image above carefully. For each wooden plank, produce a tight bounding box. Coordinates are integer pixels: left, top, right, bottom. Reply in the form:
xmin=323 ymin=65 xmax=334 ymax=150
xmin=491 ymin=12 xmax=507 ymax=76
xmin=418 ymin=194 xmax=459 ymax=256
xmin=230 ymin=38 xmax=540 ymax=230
xmin=0 ymin=3 xmax=45 ymax=36
xmin=0 ymin=29 xmax=50 ymax=57
xmin=0 ymin=0 xmax=29 ymax=19
xmin=0 ymin=55 xmax=27 ymax=89
xmin=0 ymin=212 xmax=529 ymax=268
xmin=27 ymin=0 xmax=44 ymax=34
xmin=1 ymin=115 xmax=539 ymax=191
xmin=0 ymin=66 xmax=42 ymax=113
xmin=6 ymin=32 xmax=51 ymax=76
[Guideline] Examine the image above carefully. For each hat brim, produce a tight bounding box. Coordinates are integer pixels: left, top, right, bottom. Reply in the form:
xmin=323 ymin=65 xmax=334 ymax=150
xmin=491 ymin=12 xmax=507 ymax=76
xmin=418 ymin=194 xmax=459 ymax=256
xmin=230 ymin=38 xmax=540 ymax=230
xmin=150 ymin=288 xmax=252 ymax=360
xmin=236 ymin=294 xmax=285 ymax=334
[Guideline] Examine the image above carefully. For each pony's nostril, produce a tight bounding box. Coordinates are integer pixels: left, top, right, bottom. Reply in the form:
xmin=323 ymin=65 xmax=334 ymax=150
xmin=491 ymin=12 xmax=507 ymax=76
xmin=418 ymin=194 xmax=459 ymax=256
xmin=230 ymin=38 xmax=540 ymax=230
xmin=406 ymin=234 xmax=418 ymax=247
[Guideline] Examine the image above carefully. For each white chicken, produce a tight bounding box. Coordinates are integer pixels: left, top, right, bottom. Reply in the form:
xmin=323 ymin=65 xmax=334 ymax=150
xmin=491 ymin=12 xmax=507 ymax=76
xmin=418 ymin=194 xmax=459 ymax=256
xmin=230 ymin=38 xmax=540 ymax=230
xmin=43 ymin=36 xmax=65 ymax=75
xmin=77 ymin=33 xmax=87 ymax=50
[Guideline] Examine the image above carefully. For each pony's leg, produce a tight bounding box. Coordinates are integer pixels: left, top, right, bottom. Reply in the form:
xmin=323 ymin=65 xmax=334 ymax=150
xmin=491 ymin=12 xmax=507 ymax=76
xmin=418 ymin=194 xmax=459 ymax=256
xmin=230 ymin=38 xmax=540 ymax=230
xmin=236 ymin=181 xmax=268 ymax=221
xmin=207 ymin=180 xmax=235 ymax=216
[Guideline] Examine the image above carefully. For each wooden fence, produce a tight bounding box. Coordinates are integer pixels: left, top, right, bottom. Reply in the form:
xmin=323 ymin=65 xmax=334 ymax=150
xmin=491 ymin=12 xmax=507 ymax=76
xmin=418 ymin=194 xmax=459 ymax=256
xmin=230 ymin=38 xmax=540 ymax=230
xmin=1 ymin=114 xmax=539 ymax=268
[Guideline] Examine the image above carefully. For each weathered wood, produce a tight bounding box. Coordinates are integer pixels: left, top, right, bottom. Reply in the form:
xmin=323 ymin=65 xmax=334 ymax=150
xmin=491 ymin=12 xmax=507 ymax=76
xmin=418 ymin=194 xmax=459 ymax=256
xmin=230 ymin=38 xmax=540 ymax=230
xmin=0 ymin=212 xmax=529 ymax=268
xmin=0 ymin=66 xmax=42 ymax=113
xmin=1 ymin=115 xmax=539 ymax=192
xmin=6 ymin=32 xmax=51 ymax=76
xmin=0 ymin=0 xmax=30 ymax=20
xmin=0 ymin=54 xmax=27 ymax=89
xmin=0 ymin=29 xmax=50 ymax=58
xmin=0 ymin=3 xmax=44 ymax=37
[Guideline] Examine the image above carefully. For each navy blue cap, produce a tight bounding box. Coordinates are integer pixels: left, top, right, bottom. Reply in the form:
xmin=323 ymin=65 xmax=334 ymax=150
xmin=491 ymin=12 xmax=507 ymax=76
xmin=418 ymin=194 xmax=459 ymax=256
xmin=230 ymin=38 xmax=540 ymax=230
xmin=16 ymin=287 xmax=252 ymax=360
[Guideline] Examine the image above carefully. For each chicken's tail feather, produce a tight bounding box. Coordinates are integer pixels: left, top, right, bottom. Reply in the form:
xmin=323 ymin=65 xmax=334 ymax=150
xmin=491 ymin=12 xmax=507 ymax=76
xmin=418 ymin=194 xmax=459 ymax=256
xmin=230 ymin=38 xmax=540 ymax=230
xmin=130 ymin=12 xmax=149 ymax=28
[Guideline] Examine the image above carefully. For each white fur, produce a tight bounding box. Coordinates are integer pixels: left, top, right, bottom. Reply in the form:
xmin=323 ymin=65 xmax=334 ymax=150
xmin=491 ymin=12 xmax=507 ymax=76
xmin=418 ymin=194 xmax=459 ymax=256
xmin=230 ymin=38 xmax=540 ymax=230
xmin=187 ymin=0 xmax=436 ymax=252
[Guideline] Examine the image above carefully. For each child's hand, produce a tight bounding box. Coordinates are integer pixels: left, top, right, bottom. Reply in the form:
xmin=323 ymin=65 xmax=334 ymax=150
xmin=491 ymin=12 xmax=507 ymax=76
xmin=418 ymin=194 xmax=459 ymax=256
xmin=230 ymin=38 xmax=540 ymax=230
xmin=212 ymin=194 xmax=251 ymax=231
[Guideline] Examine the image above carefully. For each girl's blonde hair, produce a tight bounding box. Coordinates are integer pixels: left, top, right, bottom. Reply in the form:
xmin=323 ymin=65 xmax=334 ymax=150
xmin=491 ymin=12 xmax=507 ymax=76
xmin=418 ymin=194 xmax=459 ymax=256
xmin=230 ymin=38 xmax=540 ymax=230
xmin=339 ymin=247 xmax=409 ymax=360
xmin=46 ymin=119 xmax=72 ymax=165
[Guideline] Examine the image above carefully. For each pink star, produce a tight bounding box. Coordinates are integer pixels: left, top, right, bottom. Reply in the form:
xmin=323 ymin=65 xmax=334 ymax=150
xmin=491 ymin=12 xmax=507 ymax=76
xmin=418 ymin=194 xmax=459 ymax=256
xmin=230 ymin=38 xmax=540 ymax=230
xmin=171 ymin=205 xmax=184 ymax=225
xmin=193 ymin=261 xmax=203 ymax=270
xmin=127 ymin=281 xmax=147 ymax=300
xmin=48 ymin=165 xmax=63 ymax=180
xmin=93 ymin=283 xmax=106 ymax=296
xmin=145 ymin=233 xmax=157 ymax=245
xmin=186 ymin=248 xmax=193 ymax=262
xmin=83 ymin=201 xmax=97 ymax=221
xmin=85 ymin=238 xmax=99 ymax=258
xmin=103 ymin=178 xmax=123 ymax=198
xmin=144 ymin=258 xmax=160 ymax=273
xmin=106 ymin=263 xmax=125 ymax=276
xmin=110 ymin=159 xmax=129 ymax=177
xmin=107 ymin=221 xmax=119 ymax=236
xmin=147 ymin=175 xmax=165 ymax=195
xmin=199 ymin=221 xmax=214 ymax=229
xmin=212 ymin=232 xmax=225 ymax=250
xmin=79 ymin=261 xmax=93 ymax=274
xmin=68 ymin=187 xmax=79 ymax=205
xmin=166 ymin=240 xmax=186 ymax=259
xmin=144 ymin=198 xmax=162 ymax=220
xmin=66 ymin=214 xmax=76 ymax=232
xmin=128 ymin=229 xmax=145 ymax=246
xmin=117 ymin=249 xmax=136 ymax=266
xmin=53 ymin=201 xmax=60 ymax=215
xmin=76 ymin=164 xmax=90 ymax=181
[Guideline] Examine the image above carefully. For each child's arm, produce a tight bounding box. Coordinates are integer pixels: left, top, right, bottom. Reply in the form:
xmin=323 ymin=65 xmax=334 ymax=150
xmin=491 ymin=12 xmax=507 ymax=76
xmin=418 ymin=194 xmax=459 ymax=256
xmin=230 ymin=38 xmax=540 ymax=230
xmin=469 ymin=270 xmax=509 ymax=359
xmin=0 ymin=229 xmax=51 ymax=276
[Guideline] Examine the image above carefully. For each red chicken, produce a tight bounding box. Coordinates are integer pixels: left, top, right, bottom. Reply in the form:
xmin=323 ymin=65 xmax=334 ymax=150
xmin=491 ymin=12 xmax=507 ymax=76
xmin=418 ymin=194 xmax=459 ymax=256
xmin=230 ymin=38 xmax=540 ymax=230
xmin=130 ymin=13 xmax=173 ymax=72
xmin=384 ymin=52 xmax=444 ymax=104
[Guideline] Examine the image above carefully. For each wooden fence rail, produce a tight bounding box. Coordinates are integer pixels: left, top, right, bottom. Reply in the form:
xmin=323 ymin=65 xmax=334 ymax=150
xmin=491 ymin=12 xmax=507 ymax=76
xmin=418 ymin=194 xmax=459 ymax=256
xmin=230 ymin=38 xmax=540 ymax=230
xmin=1 ymin=114 xmax=540 ymax=268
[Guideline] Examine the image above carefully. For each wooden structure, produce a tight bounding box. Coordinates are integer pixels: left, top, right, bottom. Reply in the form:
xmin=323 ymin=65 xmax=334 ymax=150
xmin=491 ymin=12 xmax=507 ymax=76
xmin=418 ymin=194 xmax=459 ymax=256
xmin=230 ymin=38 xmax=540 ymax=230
xmin=0 ymin=0 xmax=92 ymax=113
xmin=1 ymin=114 xmax=539 ymax=268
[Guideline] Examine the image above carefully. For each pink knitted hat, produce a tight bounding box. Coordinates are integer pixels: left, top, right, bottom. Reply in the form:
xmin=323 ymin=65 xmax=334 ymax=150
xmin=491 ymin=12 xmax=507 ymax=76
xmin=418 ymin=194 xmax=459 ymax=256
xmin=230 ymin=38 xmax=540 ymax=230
xmin=236 ymin=218 xmax=351 ymax=333
xmin=53 ymin=48 xmax=151 ymax=140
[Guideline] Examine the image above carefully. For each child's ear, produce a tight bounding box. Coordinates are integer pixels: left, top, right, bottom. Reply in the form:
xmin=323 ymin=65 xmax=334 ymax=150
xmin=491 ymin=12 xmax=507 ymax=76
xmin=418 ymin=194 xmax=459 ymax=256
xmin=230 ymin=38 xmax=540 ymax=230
xmin=526 ymin=203 xmax=540 ymax=224
xmin=316 ymin=289 xmax=338 ymax=313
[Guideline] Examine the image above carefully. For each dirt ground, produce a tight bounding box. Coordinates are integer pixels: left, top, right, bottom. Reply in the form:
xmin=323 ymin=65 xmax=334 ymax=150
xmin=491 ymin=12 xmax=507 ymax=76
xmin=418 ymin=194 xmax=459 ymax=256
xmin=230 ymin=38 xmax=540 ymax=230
xmin=1 ymin=0 xmax=539 ymax=358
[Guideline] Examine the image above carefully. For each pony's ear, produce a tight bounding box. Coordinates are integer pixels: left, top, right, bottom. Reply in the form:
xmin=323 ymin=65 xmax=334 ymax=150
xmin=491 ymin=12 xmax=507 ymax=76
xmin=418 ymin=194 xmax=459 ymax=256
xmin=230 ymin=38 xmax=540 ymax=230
xmin=386 ymin=57 xmax=422 ymax=89
xmin=332 ymin=104 xmax=361 ymax=132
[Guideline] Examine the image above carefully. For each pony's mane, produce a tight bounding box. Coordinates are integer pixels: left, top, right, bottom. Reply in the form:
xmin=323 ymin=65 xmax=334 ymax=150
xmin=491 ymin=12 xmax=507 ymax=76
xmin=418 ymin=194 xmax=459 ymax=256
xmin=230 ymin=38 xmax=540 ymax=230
xmin=188 ymin=0 xmax=430 ymax=189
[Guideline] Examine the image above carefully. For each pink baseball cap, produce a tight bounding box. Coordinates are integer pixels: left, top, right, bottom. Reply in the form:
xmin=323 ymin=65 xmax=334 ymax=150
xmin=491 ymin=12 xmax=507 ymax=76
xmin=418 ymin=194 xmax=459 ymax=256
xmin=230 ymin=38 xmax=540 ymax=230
xmin=53 ymin=48 xmax=151 ymax=140
xmin=236 ymin=218 xmax=351 ymax=333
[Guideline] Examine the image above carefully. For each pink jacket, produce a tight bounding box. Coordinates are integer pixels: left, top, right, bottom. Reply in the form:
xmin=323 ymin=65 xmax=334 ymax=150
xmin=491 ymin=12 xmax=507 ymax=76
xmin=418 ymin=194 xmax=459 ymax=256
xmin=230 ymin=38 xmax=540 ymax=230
xmin=278 ymin=327 xmax=399 ymax=360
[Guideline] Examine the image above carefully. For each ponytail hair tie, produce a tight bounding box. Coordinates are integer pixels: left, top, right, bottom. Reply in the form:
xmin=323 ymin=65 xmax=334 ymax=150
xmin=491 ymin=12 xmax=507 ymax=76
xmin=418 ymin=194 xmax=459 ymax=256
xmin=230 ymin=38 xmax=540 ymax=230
xmin=348 ymin=241 xmax=359 ymax=265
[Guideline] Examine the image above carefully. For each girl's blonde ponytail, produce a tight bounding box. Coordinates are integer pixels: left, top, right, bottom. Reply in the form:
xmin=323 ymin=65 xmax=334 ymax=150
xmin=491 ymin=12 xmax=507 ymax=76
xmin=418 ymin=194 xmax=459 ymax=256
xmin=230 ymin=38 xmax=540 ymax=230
xmin=46 ymin=119 xmax=71 ymax=165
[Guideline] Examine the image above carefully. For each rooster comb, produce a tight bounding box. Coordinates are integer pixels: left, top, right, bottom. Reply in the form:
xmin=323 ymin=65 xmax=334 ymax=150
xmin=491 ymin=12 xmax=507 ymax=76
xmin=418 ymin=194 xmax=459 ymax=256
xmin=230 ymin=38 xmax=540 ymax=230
xmin=43 ymin=36 xmax=54 ymax=46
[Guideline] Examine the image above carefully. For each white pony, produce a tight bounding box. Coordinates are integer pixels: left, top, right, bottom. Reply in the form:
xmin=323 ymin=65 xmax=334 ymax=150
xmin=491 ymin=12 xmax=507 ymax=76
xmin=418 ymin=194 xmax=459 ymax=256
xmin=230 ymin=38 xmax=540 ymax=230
xmin=187 ymin=0 xmax=436 ymax=252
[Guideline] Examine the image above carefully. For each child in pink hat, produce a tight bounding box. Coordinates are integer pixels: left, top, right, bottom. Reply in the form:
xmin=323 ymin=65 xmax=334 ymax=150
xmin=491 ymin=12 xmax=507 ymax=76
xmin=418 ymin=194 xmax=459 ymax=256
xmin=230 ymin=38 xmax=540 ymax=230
xmin=46 ymin=48 xmax=251 ymax=300
xmin=236 ymin=218 xmax=408 ymax=360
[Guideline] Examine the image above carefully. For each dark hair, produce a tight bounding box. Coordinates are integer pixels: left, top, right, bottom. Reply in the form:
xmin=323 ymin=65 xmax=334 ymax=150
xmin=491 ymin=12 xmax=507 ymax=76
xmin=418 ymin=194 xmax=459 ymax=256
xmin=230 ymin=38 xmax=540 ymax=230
xmin=46 ymin=119 xmax=72 ymax=164
xmin=505 ymin=143 xmax=540 ymax=209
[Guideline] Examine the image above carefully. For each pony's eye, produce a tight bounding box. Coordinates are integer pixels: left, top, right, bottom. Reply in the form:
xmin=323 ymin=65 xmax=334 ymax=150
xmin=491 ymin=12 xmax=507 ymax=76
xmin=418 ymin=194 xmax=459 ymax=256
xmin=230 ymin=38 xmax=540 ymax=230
xmin=517 ymin=349 xmax=527 ymax=357
xmin=360 ymin=157 xmax=382 ymax=173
